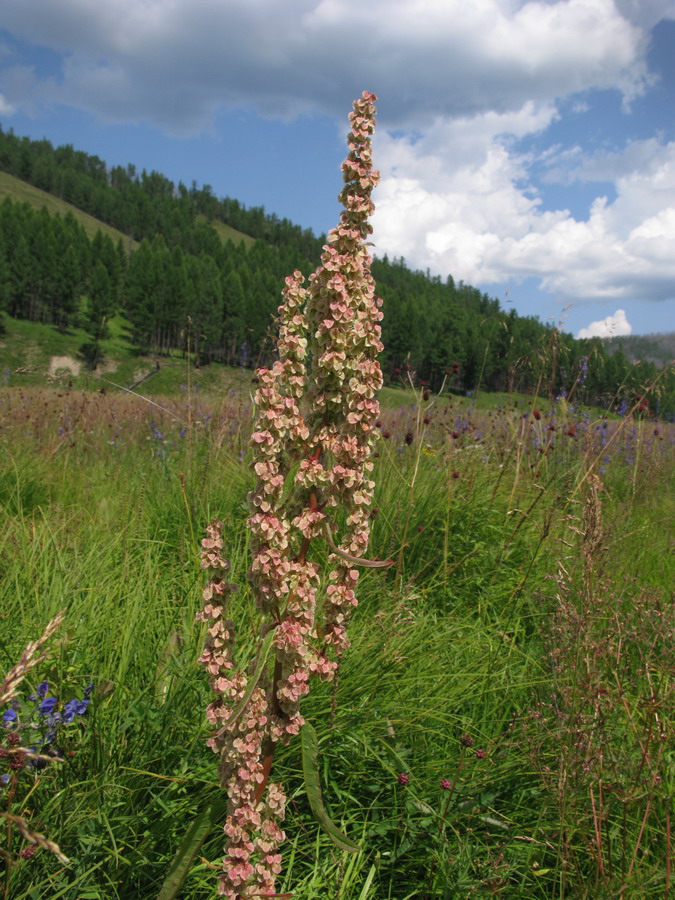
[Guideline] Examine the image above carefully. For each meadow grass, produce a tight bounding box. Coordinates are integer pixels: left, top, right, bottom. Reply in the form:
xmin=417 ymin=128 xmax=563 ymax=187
xmin=0 ymin=386 xmax=672 ymax=898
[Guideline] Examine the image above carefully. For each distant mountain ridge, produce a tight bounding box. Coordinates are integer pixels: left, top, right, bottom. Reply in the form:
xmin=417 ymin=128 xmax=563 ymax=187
xmin=605 ymin=333 xmax=675 ymax=367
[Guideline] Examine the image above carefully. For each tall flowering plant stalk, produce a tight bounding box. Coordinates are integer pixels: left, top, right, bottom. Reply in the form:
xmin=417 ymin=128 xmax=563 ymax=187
xmin=197 ymin=91 xmax=387 ymax=898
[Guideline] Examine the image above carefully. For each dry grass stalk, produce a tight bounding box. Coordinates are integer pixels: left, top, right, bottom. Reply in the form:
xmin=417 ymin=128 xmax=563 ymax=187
xmin=0 ymin=610 xmax=65 ymax=706
xmin=582 ymin=473 xmax=604 ymax=587
xmin=2 ymin=813 xmax=70 ymax=865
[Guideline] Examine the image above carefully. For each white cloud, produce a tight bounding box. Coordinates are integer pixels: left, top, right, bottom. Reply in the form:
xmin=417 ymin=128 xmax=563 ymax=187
xmin=372 ymin=128 xmax=675 ymax=305
xmin=577 ymin=308 xmax=633 ymax=337
xmin=0 ymin=0 xmax=653 ymax=131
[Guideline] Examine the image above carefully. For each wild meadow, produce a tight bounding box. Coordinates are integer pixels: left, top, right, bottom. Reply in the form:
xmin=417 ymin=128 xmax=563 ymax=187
xmin=0 ymin=377 xmax=672 ymax=899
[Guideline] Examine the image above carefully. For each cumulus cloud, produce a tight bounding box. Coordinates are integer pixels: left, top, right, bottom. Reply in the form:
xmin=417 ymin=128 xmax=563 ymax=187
xmin=577 ymin=309 xmax=633 ymax=338
xmin=0 ymin=0 xmax=653 ymax=131
xmin=372 ymin=127 xmax=675 ymax=305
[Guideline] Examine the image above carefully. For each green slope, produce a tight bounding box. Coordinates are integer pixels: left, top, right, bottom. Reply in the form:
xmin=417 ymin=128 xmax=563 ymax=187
xmin=0 ymin=314 xmax=260 ymax=396
xmin=196 ymin=213 xmax=256 ymax=248
xmin=0 ymin=170 xmax=257 ymax=252
xmin=0 ymin=170 xmax=139 ymax=249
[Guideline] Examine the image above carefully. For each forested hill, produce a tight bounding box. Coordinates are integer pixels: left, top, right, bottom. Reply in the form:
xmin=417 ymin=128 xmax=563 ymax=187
xmin=0 ymin=125 xmax=672 ymax=415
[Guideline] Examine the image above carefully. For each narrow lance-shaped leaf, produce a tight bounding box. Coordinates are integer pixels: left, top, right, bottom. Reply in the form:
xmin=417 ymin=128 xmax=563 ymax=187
xmin=301 ymin=722 xmax=360 ymax=853
xmin=156 ymin=796 xmax=228 ymax=900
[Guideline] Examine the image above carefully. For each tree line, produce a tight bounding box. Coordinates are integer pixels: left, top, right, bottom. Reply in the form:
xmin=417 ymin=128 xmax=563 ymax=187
xmin=0 ymin=125 xmax=672 ymax=415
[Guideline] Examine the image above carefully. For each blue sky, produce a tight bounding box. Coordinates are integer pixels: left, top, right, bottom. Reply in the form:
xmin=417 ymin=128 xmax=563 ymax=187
xmin=1 ymin=0 xmax=673 ymax=338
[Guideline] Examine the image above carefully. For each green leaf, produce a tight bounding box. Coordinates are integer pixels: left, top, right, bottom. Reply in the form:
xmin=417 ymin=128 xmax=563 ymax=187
xmin=301 ymin=722 xmax=360 ymax=853
xmin=156 ymin=796 xmax=228 ymax=900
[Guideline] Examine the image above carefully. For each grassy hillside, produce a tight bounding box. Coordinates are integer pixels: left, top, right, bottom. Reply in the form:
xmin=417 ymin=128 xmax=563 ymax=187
xmin=196 ymin=213 xmax=256 ymax=248
xmin=0 ymin=170 xmax=139 ymax=249
xmin=0 ymin=314 xmax=260 ymax=397
xmin=0 ymin=170 xmax=256 ymax=253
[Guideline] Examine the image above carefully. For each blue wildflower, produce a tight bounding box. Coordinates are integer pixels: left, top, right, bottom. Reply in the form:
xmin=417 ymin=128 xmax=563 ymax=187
xmin=62 ymin=698 xmax=89 ymax=723
xmin=2 ymin=708 xmax=18 ymax=726
xmin=37 ymin=681 xmax=49 ymax=698
xmin=38 ymin=697 xmax=58 ymax=716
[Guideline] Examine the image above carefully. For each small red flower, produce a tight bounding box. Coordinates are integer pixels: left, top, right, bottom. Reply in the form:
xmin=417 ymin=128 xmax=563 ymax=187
xmin=440 ymin=778 xmax=452 ymax=790
xmin=475 ymin=749 xmax=486 ymax=759
xmin=398 ymin=773 xmax=409 ymax=786
xmin=533 ymin=409 xmax=541 ymax=420
xmin=452 ymin=471 xmax=460 ymax=479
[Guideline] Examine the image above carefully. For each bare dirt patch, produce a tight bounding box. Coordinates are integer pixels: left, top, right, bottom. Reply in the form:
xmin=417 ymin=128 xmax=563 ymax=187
xmin=49 ymin=355 xmax=82 ymax=377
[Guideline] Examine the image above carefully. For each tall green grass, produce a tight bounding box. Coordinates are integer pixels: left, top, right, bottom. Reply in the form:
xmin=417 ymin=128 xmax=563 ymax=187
xmin=1 ymin=387 xmax=672 ymax=897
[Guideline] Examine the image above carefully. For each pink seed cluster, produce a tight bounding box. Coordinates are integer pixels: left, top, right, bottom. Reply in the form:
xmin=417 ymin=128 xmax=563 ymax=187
xmin=198 ymin=91 xmax=382 ymax=898
xmin=197 ymin=522 xmax=286 ymax=898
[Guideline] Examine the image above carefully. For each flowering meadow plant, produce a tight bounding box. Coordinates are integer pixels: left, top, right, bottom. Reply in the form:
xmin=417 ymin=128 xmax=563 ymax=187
xmin=1 ymin=678 xmax=92 ymax=777
xmin=0 ymin=611 xmax=84 ymax=871
xmin=197 ymin=91 xmax=388 ymax=897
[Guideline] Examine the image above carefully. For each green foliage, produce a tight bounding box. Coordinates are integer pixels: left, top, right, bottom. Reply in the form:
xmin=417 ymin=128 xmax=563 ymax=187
xmin=0 ymin=387 xmax=672 ymax=897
